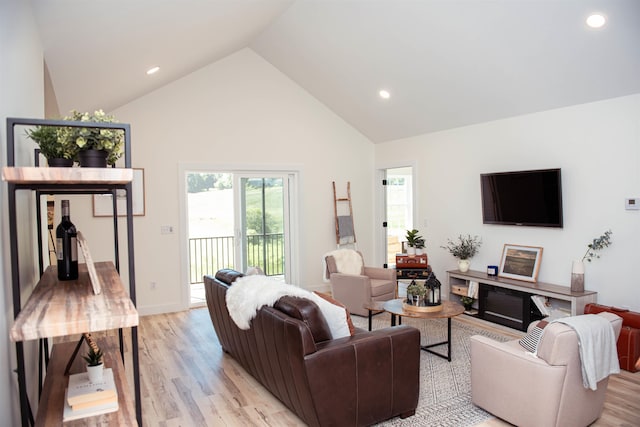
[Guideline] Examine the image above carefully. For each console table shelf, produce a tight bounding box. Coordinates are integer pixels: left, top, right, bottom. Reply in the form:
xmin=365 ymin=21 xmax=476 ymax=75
xmin=5 ymin=117 xmax=141 ymax=426
xmin=10 ymin=262 xmax=138 ymax=342
xmin=2 ymin=166 xmax=133 ymax=185
xmin=35 ymin=338 xmax=136 ymax=426
xmin=448 ymin=269 xmax=598 ymax=330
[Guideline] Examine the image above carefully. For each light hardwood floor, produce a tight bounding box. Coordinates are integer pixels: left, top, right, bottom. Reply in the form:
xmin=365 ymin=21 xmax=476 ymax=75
xmin=114 ymin=308 xmax=640 ymax=426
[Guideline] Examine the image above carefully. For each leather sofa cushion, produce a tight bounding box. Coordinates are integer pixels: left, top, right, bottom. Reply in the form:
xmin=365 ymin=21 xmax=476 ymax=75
xmin=274 ymin=296 xmax=333 ymax=343
xmin=215 ymin=269 xmax=244 ymax=285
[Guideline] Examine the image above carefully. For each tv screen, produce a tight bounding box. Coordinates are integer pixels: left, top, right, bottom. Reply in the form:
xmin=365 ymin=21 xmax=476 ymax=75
xmin=480 ymin=168 xmax=563 ymax=227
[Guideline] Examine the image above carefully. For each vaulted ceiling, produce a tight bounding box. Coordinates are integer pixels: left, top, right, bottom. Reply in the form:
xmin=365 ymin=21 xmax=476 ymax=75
xmin=33 ymin=0 xmax=640 ymax=143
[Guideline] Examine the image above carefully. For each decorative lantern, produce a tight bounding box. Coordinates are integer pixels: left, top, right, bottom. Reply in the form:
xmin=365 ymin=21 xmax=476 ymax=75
xmin=425 ymin=270 xmax=442 ymax=307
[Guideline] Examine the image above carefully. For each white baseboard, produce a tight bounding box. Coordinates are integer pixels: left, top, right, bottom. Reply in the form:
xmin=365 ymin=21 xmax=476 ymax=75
xmin=137 ymin=302 xmax=184 ymax=316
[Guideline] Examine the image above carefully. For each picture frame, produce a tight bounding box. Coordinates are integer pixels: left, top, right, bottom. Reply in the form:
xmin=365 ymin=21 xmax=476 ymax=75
xmin=498 ymin=244 xmax=543 ymax=282
xmin=77 ymin=231 xmax=101 ymax=295
xmin=93 ymin=168 xmax=145 ymax=217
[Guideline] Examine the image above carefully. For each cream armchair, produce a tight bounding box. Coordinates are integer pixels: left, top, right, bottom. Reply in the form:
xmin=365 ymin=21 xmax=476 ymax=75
xmin=470 ymin=312 xmax=622 ymax=427
xmin=325 ymin=251 xmax=395 ymax=316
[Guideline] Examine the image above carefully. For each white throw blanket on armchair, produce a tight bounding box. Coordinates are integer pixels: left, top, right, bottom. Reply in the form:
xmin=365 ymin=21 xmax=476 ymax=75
xmin=322 ymin=249 xmax=364 ymax=282
xmin=225 ymin=274 xmax=351 ymax=339
xmin=553 ymin=314 xmax=620 ymax=390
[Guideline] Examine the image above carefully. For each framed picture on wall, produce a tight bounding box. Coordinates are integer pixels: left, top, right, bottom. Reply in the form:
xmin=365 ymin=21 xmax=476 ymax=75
xmin=498 ymin=244 xmax=543 ymax=282
xmin=93 ymin=168 xmax=145 ymax=217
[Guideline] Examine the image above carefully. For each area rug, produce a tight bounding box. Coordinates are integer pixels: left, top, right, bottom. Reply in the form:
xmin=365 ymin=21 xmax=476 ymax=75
xmin=350 ymin=313 xmax=515 ymax=427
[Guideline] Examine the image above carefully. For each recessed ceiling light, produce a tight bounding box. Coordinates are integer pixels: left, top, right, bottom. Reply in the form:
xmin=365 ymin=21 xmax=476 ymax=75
xmin=379 ymin=89 xmax=391 ymax=99
xmin=146 ymin=66 xmax=160 ymax=75
xmin=586 ymin=14 xmax=606 ymax=28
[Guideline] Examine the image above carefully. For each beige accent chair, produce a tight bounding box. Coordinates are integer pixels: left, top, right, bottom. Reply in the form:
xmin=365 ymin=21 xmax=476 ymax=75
xmin=325 ymin=252 xmax=396 ymax=316
xmin=470 ymin=312 xmax=622 ymax=427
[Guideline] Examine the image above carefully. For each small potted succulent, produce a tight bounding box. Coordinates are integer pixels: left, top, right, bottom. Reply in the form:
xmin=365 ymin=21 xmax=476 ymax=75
xmin=58 ymin=109 xmax=125 ymax=167
xmin=441 ymin=234 xmax=482 ymax=272
xmin=83 ymin=341 xmax=105 ymax=383
xmin=405 ymin=229 xmax=423 ymax=255
xmin=25 ymin=125 xmax=78 ymax=167
xmin=406 ymin=280 xmax=426 ymax=306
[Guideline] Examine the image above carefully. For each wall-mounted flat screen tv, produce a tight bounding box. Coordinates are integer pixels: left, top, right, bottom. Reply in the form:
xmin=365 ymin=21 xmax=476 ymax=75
xmin=480 ymin=168 xmax=563 ymax=228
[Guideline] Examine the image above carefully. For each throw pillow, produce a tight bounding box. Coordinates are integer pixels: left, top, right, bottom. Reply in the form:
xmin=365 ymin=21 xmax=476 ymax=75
xmin=313 ymin=292 xmax=356 ymax=336
xmin=519 ymin=320 xmax=549 ymax=353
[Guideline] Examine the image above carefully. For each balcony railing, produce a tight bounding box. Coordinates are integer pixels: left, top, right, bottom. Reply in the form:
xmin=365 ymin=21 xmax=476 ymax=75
xmin=189 ymin=233 xmax=284 ymax=284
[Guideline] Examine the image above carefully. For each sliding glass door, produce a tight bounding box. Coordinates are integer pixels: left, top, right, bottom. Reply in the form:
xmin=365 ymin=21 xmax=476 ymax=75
xmin=186 ymin=170 xmax=294 ymax=305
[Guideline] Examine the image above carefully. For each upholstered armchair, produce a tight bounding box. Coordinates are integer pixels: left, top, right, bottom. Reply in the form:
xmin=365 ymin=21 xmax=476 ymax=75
xmin=324 ymin=249 xmax=395 ymax=316
xmin=470 ymin=312 xmax=622 ymax=427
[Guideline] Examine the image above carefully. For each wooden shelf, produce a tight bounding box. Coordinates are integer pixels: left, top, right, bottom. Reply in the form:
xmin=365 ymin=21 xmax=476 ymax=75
xmin=2 ymin=167 xmax=133 ymax=184
xmin=10 ymin=262 xmax=138 ymax=342
xmin=35 ymin=338 xmax=137 ymax=426
xmin=448 ymin=269 xmax=597 ymax=298
xmin=447 ymin=269 xmax=598 ymax=318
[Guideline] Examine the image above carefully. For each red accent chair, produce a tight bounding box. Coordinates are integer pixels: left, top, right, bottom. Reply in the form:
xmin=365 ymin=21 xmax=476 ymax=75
xmin=584 ymin=303 xmax=640 ymax=372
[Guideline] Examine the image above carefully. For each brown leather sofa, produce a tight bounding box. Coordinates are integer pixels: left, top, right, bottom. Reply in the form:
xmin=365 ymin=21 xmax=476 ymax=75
xmin=585 ymin=303 xmax=640 ymax=372
xmin=204 ymin=269 xmax=421 ymax=426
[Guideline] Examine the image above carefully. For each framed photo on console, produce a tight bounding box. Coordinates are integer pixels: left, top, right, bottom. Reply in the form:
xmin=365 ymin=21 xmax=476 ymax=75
xmin=499 ymin=244 xmax=543 ymax=282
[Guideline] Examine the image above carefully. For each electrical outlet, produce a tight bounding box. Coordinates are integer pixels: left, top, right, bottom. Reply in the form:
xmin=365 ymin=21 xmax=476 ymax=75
xmin=160 ymin=225 xmax=174 ymax=234
xmin=150 ymin=281 xmax=157 ymax=290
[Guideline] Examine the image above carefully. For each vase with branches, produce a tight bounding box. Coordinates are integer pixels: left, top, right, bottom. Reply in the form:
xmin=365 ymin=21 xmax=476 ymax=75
xmin=441 ymin=234 xmax=482 ymax=272
xmin=572 ymin=229 xmax=612 ymax=292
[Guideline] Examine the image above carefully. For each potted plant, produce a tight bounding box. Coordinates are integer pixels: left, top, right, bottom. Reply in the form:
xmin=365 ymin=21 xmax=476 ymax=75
xmin=441 ymin=234 xmax=482 ymax=272
xmin=25 ymin=125 xmax=77 ymax=167
xmin=406 ymin=280 xmax=426 ymax=306
xmin=58 ymin=109 xmax=124 ymax=167
xmin=571 ymin=229 xmax=612 ymax=292
xmin=414 ymin=238 xmax=426 ymax=256
xmin=83 ymin=341 xmax=104 ymax=383
xmin=405 ymin=229 xmax=423 ymax=255
xmin=460 ymin=296 xmax=475 ymax=311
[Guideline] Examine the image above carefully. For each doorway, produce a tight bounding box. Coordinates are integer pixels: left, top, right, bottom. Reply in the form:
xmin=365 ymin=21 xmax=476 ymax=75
xmin=185 ymin=170 xmax=296 ymax=306
xmin=383 ymin=167 xmax=413 ymax=267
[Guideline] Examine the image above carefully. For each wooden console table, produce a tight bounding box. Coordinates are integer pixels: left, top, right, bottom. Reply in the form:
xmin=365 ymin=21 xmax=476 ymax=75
xmin=448 ymin=269 xmax=597 ymax=318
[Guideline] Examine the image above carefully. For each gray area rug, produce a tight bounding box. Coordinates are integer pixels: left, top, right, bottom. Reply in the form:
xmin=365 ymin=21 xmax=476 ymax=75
xmin=350 ymin=313 xmax=513 ymax=427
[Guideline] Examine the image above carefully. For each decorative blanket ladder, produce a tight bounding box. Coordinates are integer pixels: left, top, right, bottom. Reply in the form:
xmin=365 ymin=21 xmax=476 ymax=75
xmin=333 ymin=181 xmax=356 ymax=248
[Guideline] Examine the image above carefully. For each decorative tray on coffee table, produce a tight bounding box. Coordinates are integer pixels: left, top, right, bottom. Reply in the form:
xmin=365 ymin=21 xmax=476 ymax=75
xmin=402 ymin=300 xmax=443 ymax=313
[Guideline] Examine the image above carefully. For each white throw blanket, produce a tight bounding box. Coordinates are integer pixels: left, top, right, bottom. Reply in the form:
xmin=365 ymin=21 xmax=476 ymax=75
xmin=322 ymin=249 xmax=363 ymax=281
xmin=553 ymin=314 xmax=620 ymax=390
xmin=225 ymin=275 xmax=351 ymax=339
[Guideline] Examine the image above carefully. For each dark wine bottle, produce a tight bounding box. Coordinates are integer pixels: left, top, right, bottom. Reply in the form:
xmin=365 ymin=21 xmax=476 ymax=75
xmin=56 ymin=199 xmax=78 ymax=280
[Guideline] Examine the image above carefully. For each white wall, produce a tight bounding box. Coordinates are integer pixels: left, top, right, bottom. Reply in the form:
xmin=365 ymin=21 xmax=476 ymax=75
xmin=0 ymin=1 xmax=45 ymax=424
xmin=376 ymin=94 xmax=640 ymax=311
xmin=70 ymin=48 xmax=375 ymax=315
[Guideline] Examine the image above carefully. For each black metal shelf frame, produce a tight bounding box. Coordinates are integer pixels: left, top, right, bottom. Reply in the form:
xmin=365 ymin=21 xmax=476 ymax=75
xmin=5 ymin=117 xmax=142 ymax=426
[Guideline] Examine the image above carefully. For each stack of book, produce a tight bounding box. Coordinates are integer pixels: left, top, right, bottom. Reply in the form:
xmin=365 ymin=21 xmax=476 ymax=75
xmin=63 ymin=368 xmax=118 ymax=421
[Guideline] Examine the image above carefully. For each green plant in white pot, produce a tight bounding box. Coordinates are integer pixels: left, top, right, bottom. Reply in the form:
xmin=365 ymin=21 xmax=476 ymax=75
xmin=405 ymin=229 xmax=423 ymax=255
xmin=441 ymin=234 xmax=482 ymax=273
xmin=83 ymin=342 xmax=104 ymax=383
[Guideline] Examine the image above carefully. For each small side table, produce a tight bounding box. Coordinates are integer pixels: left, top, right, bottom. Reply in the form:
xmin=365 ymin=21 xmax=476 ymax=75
xmin=362 ymin=301 xmax=386 ymax=331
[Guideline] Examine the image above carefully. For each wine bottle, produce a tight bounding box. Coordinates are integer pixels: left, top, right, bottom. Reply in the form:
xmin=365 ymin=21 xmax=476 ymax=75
xmin=56 ymin=199 xmax=78 ymax=280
